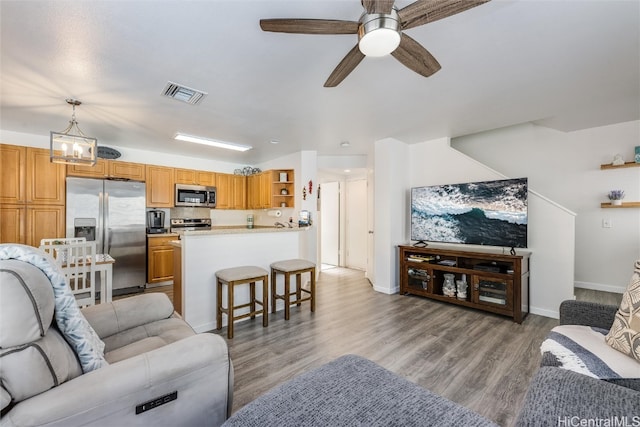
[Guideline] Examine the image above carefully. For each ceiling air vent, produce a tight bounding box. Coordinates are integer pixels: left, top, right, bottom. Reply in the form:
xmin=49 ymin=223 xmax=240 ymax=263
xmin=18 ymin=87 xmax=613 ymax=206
xmin=162 ymin=81 xmax=207 ymax=105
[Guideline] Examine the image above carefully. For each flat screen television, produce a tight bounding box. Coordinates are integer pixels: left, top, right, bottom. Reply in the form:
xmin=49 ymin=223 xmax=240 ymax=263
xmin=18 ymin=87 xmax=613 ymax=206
xmin=410 ymin=178 xmax=528 ymax=248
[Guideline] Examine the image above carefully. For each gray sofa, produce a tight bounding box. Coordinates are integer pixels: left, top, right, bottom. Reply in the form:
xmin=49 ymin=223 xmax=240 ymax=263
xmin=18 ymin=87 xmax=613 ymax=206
xmin=0 ymin=248 xmax=233 ymax=427
xmin=223 ymin=300 xmax=639 ymax=426
xmin=516 ymin=300 xmax=640 ymax=425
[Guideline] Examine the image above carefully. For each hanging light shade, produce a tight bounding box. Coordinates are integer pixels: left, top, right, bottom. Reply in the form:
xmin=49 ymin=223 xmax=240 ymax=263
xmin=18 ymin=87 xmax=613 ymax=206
xmin=50 ymin=98 xmax=97 ymax=165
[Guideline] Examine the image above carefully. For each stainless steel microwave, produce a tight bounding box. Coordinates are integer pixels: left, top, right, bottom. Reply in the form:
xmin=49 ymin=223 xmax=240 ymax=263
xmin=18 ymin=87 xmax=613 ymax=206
xmin=175 ymin=184 xmax=216 ymax=208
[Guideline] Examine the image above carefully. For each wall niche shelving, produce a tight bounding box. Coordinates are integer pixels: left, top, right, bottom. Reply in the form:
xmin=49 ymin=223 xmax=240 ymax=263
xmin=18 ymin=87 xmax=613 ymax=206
xmin=600 ymin=161 xmax=639 ymax=208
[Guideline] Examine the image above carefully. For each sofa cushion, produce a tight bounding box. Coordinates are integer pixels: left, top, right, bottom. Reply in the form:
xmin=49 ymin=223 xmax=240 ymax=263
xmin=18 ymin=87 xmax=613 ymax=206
xmin=0 ymin=328 xmax=82 ymax=405
xmin=103 ymin=317 xmax=195 ymax=362
xmin=0 ymin=244 xmax=108 ymax=373
xmin=515 ymin=366 xmax=640 ymax=426
xmin=0 ymin=259 xmax=55 ymax=348
xmin=605 ymin=259 xmax=640 ymax=362
xmin=541 ymin=325 xmax=640 ymax=381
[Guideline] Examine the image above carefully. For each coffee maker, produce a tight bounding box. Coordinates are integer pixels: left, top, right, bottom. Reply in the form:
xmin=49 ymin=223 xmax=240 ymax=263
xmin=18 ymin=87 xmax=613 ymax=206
xmin=146 ymin=210 xmax=167 ymax=234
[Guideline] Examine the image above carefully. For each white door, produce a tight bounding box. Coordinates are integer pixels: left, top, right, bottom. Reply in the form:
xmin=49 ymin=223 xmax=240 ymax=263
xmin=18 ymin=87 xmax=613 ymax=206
xmin=346 ymin=179 xmax=367 ymax=270
xmin=320 ymin=181 xmax=340 ymax=266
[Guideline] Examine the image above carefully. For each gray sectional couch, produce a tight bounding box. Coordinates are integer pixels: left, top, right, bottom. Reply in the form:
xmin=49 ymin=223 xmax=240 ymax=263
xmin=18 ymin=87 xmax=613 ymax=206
xmin=516 ymin=300 xmax=640 ymax=426
xmin=0 ymin=246 xmax=233 ymax=427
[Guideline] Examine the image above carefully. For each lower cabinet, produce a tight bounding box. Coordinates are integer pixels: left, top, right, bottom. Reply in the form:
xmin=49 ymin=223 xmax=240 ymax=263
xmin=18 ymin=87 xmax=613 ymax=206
xmin=147 ymin=236 xmax=175 ymax=283
xmin=399 ymin=245 xmax=530 ymax=323
xmin=0 ymin=204 xmax=64 ymax=246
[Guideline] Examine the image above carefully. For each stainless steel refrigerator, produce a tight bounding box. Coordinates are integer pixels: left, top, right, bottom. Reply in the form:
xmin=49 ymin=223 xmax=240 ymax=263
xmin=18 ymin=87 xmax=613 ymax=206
xmin=66 ymin=177 xmax=146 ymax=295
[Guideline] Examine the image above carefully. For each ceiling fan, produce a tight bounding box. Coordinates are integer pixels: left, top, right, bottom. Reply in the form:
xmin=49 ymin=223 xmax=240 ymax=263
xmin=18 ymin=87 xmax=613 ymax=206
xmin=260 ymin=0 xmax=491 ymax=87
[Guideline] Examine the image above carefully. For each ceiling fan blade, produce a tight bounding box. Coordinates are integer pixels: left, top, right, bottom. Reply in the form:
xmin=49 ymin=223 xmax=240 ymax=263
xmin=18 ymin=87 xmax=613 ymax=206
xmin=391 ymin=33 xmax=441 ymax=78
xmin=324 ymin=45 xmax=366 ymax=87
xmin=260 ymin=19 xmax=359 ymax=35
xmin=362 ymin=0 xmax=395 ymax=15
xmin=398 ymin=0 xmax=490 ymax=30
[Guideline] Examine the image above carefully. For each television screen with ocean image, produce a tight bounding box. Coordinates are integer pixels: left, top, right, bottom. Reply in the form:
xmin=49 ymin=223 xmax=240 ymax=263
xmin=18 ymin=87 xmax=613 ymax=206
xmin=411 ymin=178 xmax=528 ymax=248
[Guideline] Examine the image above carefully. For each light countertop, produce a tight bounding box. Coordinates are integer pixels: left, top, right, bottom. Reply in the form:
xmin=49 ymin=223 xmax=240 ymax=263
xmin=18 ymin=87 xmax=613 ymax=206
xmin=178 ymin=225 xmax=309 ymax=237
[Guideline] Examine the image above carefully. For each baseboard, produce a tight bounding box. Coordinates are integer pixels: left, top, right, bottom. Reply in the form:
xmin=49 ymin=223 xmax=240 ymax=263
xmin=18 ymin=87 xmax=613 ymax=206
xmin=372 ymin=284 xmax=399 ymax=295
xmin=574 ymin=281 xmax=625 ymax=294
xmin=529 ymin=306 xmax=559 ymax=319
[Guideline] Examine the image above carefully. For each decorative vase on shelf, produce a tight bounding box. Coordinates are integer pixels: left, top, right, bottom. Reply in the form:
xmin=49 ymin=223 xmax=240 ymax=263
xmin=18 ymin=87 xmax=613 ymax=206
xmin=608 ymin=190 xmax=625 ymax=206
xmin=442 ymin=273 xmax=456 ymax=297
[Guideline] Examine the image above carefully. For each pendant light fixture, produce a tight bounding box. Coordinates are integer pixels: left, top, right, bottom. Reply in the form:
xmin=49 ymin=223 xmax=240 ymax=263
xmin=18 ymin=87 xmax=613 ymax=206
xmin=50 ymin=98 xmax=97 ymax=165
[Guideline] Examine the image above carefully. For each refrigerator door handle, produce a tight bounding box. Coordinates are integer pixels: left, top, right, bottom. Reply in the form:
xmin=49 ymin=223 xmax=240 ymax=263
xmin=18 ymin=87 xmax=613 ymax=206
xmin=104 ymin=192 xmax=110 ymax=254
xmin=98 ymin=191 xmax=104 ymax=254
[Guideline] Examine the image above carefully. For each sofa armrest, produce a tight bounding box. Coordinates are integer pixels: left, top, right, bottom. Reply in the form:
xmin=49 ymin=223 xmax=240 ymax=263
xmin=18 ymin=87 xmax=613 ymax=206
xmin=82 ymin=293 xmax=176 ymax=339
xmin=516 ymin=366 xmax=640 ymax=426
xmin=559 ymin=300 xmax=618 ymax=329
xmin=1 ymin=333 xmax=233 ymax=427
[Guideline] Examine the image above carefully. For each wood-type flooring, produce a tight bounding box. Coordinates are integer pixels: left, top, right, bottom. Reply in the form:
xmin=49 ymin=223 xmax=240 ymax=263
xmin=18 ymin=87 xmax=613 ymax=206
xmin=215 ymin=267 xmax=558 ymax=427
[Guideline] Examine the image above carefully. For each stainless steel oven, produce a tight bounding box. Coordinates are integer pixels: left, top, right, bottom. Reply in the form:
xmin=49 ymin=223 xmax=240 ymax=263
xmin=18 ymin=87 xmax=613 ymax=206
xmin=170 ymin=218 xmax=212 ymax=233
xmin=175 ymin=184 xmax=216 ymax=208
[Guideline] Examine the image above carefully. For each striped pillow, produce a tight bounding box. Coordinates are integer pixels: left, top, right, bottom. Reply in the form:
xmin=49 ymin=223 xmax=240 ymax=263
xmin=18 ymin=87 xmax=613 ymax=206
xmin=605 ymin=260 xmax=640 ymax=362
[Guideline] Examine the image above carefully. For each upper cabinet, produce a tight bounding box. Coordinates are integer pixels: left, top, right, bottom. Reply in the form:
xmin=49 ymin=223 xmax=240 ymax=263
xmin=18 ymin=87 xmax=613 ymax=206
xmin=1 ymin=145 xmax=65 ymax=205
xmin=246 ymin=169 xmax=295 ymax=209
xmin=67 ymin=159 xmax=145 ymax=181
xmin=0 ymin=144 xmax=25 ymax=204
xmin=174 ymin=168 xmax=216 ymax=187
xmin=26 ymin=147 xmax=66 ymax=205
xmin=216 ymin=173 xmax=246 ymax=210
xmin=0 ymin=144 xmax=66 ymax=244
xmin=146 ymin=165 xmax=174 ymax=207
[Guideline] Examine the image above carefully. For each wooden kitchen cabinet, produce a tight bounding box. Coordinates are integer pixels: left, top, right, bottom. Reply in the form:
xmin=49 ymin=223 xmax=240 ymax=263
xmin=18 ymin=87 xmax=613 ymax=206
xmin=216 ymin=173 xmax=246 ymax=209
xmin=26 ymin=205 xmax=65 ymax=247
xmin=0 ymin=144 xmax=65 ymax=245
xmin=66 ymin=158 xmax=108 ymax=178
xmin=0 ymin=144 xmax=26 ymax=204
xmin=246 ymin=171 xmax=271 ymax=209
xmin=0 ymin=204 xmax=25 ymax=244
xmin=67 ymin=159 xmax=145 ymax=181
xmin=146 ymin=165 xmax=174 ymax=207
xmin=147 ymin=235 xmax=175 ymax=283
xmin=232 ymin=174 xmax=246 ymax=209
xmin=108 ymin=161 xmax=145 ymax=181
xmin=26 ymin=147 xmax=66 ymax=204
xmin=174 ymin=168 xmax=216 ymax=186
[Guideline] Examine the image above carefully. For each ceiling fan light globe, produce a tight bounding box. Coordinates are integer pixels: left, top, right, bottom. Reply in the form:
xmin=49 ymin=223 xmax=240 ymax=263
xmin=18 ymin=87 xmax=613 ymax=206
xmin=359 ymin=28 xmax=400 ymax=56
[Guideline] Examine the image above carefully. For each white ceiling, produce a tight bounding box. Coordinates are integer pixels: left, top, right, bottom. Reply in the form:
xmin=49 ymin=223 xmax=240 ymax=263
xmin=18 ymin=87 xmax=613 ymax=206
xmin=1 ymin=0 xmax=638 ymax=165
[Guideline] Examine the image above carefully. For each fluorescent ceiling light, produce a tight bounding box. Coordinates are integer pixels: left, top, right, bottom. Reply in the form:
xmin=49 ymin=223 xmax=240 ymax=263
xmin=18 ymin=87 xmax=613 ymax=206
xmin=174 ymin=133 xmax=252 ymax=152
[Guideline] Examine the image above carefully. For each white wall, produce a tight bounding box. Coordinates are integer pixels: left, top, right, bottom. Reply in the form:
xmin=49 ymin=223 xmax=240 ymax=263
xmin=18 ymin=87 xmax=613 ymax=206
xmin=453 ymin=121 xmax=640 ymax=293
xmin=0 ymin=129 xmax=244 ymax=173
xmin=373 ymin=138 xmax=410 ymax=294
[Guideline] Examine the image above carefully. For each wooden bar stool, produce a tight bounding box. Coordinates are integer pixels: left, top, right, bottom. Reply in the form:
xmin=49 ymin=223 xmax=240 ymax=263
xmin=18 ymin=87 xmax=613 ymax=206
xmin=216 ymin=266 xmax=268 ymax=339
xmin=270 ymin=259 xmax=316 ymax=320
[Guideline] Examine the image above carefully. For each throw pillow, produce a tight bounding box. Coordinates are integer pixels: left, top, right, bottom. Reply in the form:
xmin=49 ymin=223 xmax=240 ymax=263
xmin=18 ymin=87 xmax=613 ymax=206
xmin=605 ymin=260 xmax=640 ymax=362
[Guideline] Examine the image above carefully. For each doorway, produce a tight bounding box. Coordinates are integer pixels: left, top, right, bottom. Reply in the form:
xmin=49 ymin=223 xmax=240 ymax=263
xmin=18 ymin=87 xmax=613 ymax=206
xmin=319 ymin=179 xmax=368 ymax=271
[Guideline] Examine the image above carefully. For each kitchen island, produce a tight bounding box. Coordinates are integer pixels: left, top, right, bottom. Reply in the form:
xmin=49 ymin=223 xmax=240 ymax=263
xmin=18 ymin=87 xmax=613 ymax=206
xmin=171 ymin=225 xmax=315 ymax=333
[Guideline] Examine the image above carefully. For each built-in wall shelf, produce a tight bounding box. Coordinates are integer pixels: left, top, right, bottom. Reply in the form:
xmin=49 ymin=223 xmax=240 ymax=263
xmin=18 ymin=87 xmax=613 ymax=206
xmin=601 ymin=202 xmax=640 ymax=208
xmin=600 ymin=162 xmax=640 ymax=170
